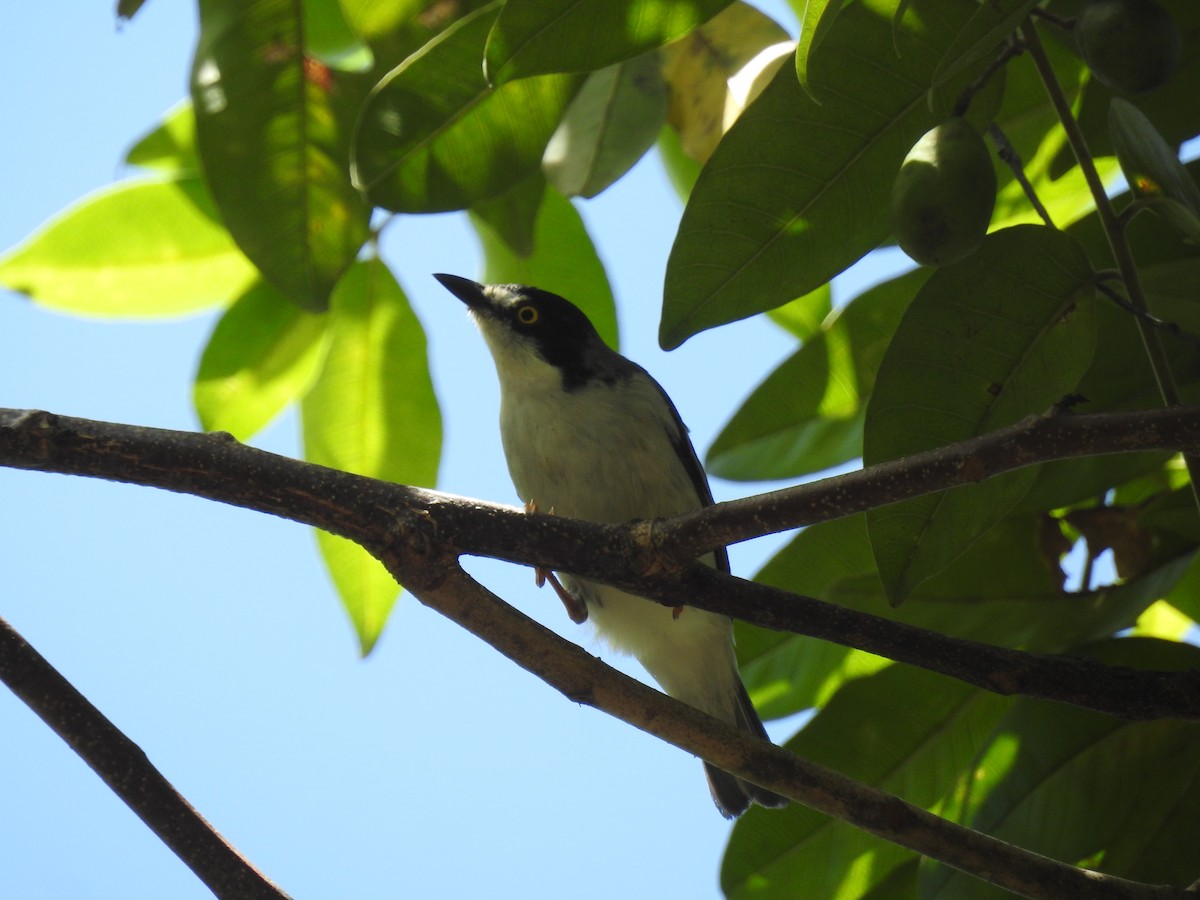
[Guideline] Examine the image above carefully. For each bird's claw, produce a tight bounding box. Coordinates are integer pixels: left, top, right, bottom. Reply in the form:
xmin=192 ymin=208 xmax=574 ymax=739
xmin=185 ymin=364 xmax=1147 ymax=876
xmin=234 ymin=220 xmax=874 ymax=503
xmin=526 ymin=499 xmax=588 ymax=624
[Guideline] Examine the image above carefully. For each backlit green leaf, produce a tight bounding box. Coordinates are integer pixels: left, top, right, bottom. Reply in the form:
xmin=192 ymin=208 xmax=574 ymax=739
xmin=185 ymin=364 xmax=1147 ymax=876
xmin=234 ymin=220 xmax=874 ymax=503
xmin=0 ymin=178 xmax=254 ymax=318
xmin=194 ymin=280 xmax=329 ymax=439
xmin=301 ymin=260 xmax=441 ymax=653
xmin=126 ymin=101 xmax=199 ymax=175
xmin=765 ymin=283 xmax=832 ymax=341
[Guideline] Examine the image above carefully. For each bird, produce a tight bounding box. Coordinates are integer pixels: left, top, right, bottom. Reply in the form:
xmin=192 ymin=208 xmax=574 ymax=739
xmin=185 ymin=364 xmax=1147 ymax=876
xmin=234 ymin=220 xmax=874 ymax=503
xmin=434 ymin=272 xmax=787 ymax=817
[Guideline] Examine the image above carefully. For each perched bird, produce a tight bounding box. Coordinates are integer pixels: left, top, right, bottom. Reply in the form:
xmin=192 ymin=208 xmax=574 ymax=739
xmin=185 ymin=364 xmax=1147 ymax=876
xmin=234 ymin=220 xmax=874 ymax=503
xmin=435 ymin=273 xmax=786 ymax=817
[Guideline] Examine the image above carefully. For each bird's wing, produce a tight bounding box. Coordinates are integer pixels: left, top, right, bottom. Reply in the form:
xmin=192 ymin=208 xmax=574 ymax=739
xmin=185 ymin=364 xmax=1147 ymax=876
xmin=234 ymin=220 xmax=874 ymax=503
xmin=646 ymin=372 xmax=731 ymax=575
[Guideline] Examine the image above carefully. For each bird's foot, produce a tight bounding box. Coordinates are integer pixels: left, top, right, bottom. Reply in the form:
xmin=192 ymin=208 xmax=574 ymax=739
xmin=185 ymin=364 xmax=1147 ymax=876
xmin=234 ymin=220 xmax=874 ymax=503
xmin=525 ymin=499 xmax=589 ymax=624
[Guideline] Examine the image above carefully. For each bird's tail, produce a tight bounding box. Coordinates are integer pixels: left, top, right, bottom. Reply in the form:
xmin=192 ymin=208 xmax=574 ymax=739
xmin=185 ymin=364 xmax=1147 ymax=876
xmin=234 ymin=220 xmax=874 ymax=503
xmin=705 ymin=680 xmax=789 ymax=818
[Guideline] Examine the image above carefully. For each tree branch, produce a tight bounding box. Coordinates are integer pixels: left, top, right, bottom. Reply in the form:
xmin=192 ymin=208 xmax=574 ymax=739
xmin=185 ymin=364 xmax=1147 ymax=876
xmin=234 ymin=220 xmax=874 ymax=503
xmin=371 ymin=553 xmax=1193 ymax=900
xmin=3 ymin=406 xmax=1199 ymax=898
xmin=2 ymin=407 xmax=1199 ymax=724
xmin=0 ymin=614 xmax=291 ymax=900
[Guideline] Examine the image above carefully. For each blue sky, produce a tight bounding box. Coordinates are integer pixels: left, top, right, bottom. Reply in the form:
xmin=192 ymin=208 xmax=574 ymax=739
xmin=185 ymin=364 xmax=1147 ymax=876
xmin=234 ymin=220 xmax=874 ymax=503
xmin=0 ymin=3 xmax=917 ymax=898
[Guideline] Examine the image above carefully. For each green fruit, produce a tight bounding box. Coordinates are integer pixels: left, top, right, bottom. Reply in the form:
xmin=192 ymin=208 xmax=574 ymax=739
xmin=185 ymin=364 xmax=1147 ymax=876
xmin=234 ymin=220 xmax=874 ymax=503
xmin=891 ymin=118 xmax=997 ymax=267
xmin=1076 ymin=0 xmax=1181 ymax=94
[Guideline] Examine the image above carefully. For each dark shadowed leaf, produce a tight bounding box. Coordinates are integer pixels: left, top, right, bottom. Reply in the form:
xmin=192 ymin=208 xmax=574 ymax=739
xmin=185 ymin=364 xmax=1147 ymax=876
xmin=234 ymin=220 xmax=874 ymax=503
xmin=929 ymin=0 xmax=1039 ymax=97
xmin=791 ymin=0 xmax=842 ymax=99
xmin=661 ymin=0 xmax=994 ymax=348
xmin=484 ymin=0 xmax=730 ymax=84
xmin=1109 ymin=97 xmax=1200 ymax=240
xmin=922 ymin=639 xmax=1200 ymax=898
xmin=864 ymin=226 xmax=1096 ymax=602
xmin=191 ymin=0 xmax=370 ymax=310
xmin=353 ymin=4 xmax=580 ymax=212
xmin=724 ymin=665 xmax=1009 ymax=899
xmin=469 ymin=173 xmax=547 ymax=258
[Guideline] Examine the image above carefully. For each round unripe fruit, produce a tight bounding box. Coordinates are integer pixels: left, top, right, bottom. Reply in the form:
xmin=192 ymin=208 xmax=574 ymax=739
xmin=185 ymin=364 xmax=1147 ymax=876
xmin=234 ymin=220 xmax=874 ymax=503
xmin=891 ymin=118 xmax=997 ymax=267
xmin=1076 ymin=0 xmax=1181 ymax=94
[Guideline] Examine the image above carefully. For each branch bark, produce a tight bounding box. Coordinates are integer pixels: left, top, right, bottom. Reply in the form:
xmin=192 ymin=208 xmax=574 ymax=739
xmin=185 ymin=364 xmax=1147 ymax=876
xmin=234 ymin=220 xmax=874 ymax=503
xmin=2 ymin=407 xmax=1197 ymax=722
xmin=2 ymin=405 xmax=1199 ymax=899
xmin=0 ymin=614 xmax=291 ymax=900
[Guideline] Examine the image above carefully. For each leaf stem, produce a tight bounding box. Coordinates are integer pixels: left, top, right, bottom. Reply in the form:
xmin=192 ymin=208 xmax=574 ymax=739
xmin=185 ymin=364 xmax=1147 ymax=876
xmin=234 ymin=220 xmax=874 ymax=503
xmin=1019 ymin=19 xmax=1200 ymax=506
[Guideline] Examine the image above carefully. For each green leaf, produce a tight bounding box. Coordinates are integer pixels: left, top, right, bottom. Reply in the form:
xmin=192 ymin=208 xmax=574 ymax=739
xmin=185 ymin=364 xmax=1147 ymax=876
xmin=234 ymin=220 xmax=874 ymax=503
xmin=542 ymin=53 xmax=666 ymax=199
xmin=988 ymin=29 xmax=1120 ymax=233
xmin=469 ymin=184 xmax=618 ymax=349
xmin=301 ymin=260 xmax=442 ymax=653
xmin=765 ymin=283 xmax=832 ymax=341
xmin=929 ymin=0 xmax=1039 ymax=97
xmin=922 ymin=638 xmax=1200 ymax=898
xmin=353 ymin=4 xmax=581 ymax=213
xmin=302 ymin=0 xmax=373 ymax=71
xmin=1051 ymin=0 xmax=1200 ymax=176
xmin=864 ymin=226 xmax=1096 ymax=602
xmin=708 ymin=268 xmax=927 ymax=482
xmin=194 ymin=280 xmax=329 ymax=440
xmin=1109 ymin=97 xmax=1200 ymax=221
xmin=0 ymin=178 xmax=254 ymax=318
xmin=744 ymin=514 xmax=1192 ymax=722
xmin=656 ymin=124 xmax=702 ymax=200
xmin=661 ymin=0 xmax=990 ymax=348
xmin=338 ymin=0 xmax=425 ymax=42
xmin=468 ymin=173 xmax=547 ymax=257
xmin=484 ymin=0 xmax=730 ymax=84
xmin=126 ymin=101 xmax=200 ymax=175
xmin=660 ymin=2 xmax=792 ymax=165
xmin=791 ymin=0 xmax=842 ymax=100
xmin=723 ymin=665 xmax=1009 ymax=899
xmin=191 ymin=0 xmax=370 ymax=311
xmin=742 ymin=515 xmax=891 ymax=717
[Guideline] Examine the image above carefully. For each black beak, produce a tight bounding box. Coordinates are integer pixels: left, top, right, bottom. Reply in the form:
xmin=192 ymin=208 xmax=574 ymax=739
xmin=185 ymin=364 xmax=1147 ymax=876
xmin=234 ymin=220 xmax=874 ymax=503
xmin=433 ymin=273 xmax=489 ymax=311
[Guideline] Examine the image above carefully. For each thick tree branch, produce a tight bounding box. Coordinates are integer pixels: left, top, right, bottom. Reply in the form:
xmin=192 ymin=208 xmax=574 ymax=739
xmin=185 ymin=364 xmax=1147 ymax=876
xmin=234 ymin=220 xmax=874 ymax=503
xmin=2 ymin=406 xmax=1199 ymax=898
xmin=0 ymin=614 xmax=291 ymax=900
xmin=658 ymin=402 xmax=1200 ymax=558
xmin=370 ymin=553 xmax=1192 ymax=900
xmin=1 ymin=407 xmax=1199 ymax=724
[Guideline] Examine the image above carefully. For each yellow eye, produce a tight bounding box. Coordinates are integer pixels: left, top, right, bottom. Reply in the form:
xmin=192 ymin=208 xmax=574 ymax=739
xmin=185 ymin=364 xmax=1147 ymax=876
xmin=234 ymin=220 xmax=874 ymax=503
xmin=516 ymin=304 xmax=539 ymax=326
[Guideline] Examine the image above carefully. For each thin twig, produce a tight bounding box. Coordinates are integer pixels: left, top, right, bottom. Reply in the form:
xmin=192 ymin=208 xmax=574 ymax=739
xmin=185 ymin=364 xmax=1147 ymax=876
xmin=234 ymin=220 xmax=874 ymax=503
xmin=1019 ymin=19 xmax=1200 ymax=506
xmin=1093 ymin=278 xmax=1200 ymax=353
xmin=953 ymin=35 xmax=1023 ymax=118
xmin=987 ymin=120 xmax=1056 ymax=228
